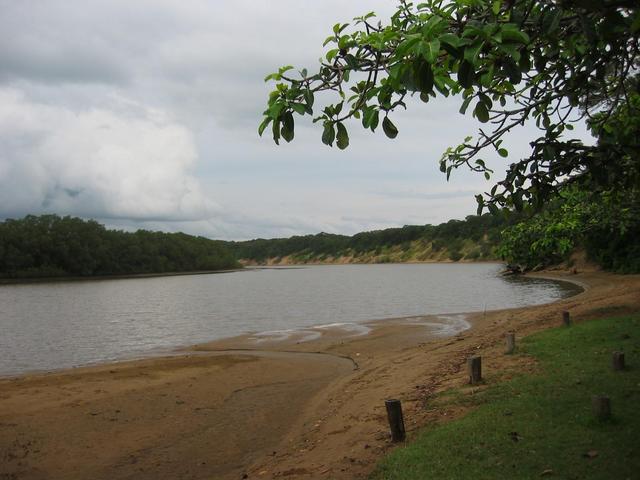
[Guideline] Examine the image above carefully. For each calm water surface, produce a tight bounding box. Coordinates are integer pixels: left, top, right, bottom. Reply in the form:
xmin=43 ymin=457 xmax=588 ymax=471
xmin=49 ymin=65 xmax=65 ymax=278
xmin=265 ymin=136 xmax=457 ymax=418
xmin=0 ymin=264 xmax=581 ymax=375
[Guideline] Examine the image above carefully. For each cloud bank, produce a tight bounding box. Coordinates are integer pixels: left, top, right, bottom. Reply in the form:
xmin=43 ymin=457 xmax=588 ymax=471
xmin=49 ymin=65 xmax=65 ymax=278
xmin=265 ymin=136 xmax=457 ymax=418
xmin=0 ymin=89 xmax=217 ymax=221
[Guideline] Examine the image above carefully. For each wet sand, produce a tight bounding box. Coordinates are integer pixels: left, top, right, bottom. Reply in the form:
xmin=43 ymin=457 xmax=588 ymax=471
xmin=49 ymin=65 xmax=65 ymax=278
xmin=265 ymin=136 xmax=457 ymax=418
xmin=1 ymin=269 xmax=639 ymax=479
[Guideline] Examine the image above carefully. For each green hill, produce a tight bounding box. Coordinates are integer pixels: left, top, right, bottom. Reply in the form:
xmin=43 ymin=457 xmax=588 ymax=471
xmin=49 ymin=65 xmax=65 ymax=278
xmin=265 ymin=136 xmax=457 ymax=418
xmin=224 ymin=214 xmax=518 ymax=265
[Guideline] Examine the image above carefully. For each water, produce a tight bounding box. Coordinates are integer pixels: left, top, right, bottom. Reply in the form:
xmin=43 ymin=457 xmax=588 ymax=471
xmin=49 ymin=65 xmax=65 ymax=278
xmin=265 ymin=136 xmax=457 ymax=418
xmin=0 ymin=263 xmax=581 ymax=376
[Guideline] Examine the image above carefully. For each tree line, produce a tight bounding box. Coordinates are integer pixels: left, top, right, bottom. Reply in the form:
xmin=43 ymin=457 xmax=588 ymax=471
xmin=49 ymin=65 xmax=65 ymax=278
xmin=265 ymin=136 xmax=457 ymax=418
xmin=0 ymin=215 xmax=239 ymax=279
xmin=224 ymin=213 xmax=519 ymax=263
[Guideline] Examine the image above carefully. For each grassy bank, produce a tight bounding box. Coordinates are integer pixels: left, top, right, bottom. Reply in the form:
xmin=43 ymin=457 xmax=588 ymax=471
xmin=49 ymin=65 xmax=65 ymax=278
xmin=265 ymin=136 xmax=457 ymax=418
xmin=372 ymin=314 xmax=640 ymax=479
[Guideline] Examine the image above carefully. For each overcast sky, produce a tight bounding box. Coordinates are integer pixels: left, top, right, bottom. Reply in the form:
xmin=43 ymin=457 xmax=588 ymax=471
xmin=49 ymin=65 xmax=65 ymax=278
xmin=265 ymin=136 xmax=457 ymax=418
xmin=0 ymin=1 xmax=592 ymax=240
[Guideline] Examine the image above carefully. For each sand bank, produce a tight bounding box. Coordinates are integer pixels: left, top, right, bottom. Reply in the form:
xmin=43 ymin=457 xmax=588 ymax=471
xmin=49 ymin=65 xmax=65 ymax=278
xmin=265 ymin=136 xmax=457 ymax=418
xmin=1 ymin=269 xmax=638 ymax=479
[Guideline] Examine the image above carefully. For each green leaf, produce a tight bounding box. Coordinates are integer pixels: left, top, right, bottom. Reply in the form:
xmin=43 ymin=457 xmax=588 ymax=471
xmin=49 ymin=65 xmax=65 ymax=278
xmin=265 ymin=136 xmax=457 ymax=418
xmin=326 ymin=49 xmax=339 ymax=62
xmin=543 ymin=8 xmax=562 ymax=35
xmin=464 ymin=41 xmax=484 ymax=65
xmin=439 ymin=33 xmax=462 ymax=49
xmin=272 ymin=118 xmax=281 ymax=145
xmin=421 ymin=15 xmax=444 ymax=38
xmin=264 ymin=73 xmax=280 ymax=82
xmin=322 ymin=123 xmax=335 ymax=146
xmin=498 ymin=148 xmax=508 ymax=157
xmin=281 ymin=112 xmax=294 ymax=143
xmin=258 ymin=117 xmax=272 ymax=137
xmin=424 ymin=39 xmax=441 ymax=63
xmin=503 ymin=58 xmax=522 ymax=84
xmin=501 ymin=25 xmax=530 ymax=44
xmin=513 ymin=191 xmax=523 ymax=211
xmin=492 ymin=0 xmax=501 ymax=15
xmin=333 ymin=22 xmax=349 ymax=35
xmin=396 ymin=35 xmax=422 ymax=58
xmin=362 ymin=107 xmax=376 ymax=129
xmin=323 ymin=35 xmax=335 ymax=47
xmin=369 ymin=110 xmax=380 ymax=131
xmin=414 ymin=60 xmax=434 ymax=94
xmin=382 ymin=116 xmax=398 ymax=139
xmin=291 ymin=103 xmax=306 ymax=115
xmin=459 ymin=96 xmax=472 ymax=114
xmin=457 ymin=60 xmax=475 ymax=89
xmin=336 ymin=122 xmax=349 ymax=150
xmin=268 ymin=102 xmax=284 ymax=120
xmin=474 ymin=101 xmax=490 ymax=123
xmin=480 ymin=64 xmax=495 ymax=87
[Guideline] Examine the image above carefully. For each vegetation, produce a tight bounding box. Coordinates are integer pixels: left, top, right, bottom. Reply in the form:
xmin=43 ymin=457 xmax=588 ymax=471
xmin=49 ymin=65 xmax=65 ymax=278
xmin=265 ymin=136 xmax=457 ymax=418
xmin=372 ymin=313 xmax=640 ymax=479
xmin=260 ymin=0 xmax=640 ymax=272
xmin=497 ymin=93 xmax=640 ymax=272
xmin=224 ymin=213 xmax=517 ymax=264
xmin=260 ymin=0 xmax=639 ymax=213
xmin=497 ymin=187 xmax=640 ymax=273
xmin=0 ymin=215 xmax=239 ymax=279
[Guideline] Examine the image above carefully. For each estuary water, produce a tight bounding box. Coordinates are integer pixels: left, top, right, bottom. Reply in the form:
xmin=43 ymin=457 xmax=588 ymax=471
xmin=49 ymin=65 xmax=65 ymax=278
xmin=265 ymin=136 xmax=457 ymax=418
xmin=0 ymin=263 xmax=582 ymax=376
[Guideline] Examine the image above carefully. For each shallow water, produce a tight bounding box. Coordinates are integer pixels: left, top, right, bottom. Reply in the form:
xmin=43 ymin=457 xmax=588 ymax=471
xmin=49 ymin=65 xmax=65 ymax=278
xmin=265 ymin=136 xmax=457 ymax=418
xmin=0 ymin=263 xmax=581 ymax=375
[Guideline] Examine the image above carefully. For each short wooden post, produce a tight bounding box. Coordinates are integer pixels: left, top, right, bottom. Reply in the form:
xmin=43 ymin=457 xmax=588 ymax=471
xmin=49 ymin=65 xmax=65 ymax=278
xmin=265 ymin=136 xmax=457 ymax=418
xmin=385 ymin=399 xmax=406 ymax=442
xmin=562 ymin=311 xmax=571 ymax=327
xmin=467 ymin=356 xmax=482 ymax=384
xmin=505 ymin=333 xmax=516 ymax=354
xmin=592 ymin=395 xmax=611 ymax=421
xmin=612 ymin=351 xmax=625 ymax=371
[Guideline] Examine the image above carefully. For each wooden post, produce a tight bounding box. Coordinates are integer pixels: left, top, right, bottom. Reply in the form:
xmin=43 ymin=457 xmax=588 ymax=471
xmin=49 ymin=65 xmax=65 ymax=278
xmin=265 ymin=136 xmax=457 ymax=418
xmin=467 ymin=356 xmax=482 ymax=384
xmin=592 ymin=395 xmax=611 ymax=420
xmin=562 ymin=311 xmax=571 ymax=327
xmin=505 ymin=333 xmax=516 ymax=354
xmin=612 ymin=351 xmax=625 ymax=371
xmin=385 ymin=399 xmax=406 ymax=442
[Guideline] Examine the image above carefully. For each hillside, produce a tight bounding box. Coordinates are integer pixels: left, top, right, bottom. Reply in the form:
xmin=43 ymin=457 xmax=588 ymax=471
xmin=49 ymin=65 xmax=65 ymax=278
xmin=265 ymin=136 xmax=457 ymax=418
xmin=224 ymin=214 xmax=519 ymax=265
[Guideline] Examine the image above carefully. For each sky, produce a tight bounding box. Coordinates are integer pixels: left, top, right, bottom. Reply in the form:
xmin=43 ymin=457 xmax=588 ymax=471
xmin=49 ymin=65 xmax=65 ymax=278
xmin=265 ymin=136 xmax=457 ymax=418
xmin=0 ymin=1 xmax=592 ymax=240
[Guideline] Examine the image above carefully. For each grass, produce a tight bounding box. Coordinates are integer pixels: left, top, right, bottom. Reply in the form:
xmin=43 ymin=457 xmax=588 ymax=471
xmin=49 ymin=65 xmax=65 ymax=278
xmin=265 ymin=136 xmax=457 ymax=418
xmin=372 ymin=314 xmax=640 ymax=480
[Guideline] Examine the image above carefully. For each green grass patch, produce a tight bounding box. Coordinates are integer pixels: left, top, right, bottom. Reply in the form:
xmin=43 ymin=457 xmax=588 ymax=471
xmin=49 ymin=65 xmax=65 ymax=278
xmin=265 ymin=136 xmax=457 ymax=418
xmin=372 ymin=314 xmax=640 ymax=479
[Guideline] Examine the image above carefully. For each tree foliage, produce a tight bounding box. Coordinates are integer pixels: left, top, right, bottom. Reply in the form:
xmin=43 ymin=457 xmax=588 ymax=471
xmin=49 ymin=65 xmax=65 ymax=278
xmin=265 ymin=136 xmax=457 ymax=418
xmin=498 ymin=186 xmax=640 ymax=272
xmin=0 ymin=215 xmax=239 ymax=279
xmin=260 ymin=0 xmax=640 ymax=212
xmin=498 ymin=92 xmax=640 ymax=272
xmin=226 ymin=213 xmax=516 ymax=263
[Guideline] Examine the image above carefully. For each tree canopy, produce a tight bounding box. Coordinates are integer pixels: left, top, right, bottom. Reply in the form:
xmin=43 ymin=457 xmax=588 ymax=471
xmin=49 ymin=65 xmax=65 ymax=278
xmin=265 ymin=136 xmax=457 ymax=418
xmin=0 ymin=215 xmax=239 ymax=279
xmin=260 ymin=0 xmax=640 ymax=213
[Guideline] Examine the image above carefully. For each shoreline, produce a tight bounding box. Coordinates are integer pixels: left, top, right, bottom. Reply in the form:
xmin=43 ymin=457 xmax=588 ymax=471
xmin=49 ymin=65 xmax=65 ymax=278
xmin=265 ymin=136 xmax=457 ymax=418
xmin=0 ymin=267 xmax=583 ymax=380
xmin=0 ymin=267 xmax=244 ymax=285
xmin=2 ymin=268 xmax=638 ymax=479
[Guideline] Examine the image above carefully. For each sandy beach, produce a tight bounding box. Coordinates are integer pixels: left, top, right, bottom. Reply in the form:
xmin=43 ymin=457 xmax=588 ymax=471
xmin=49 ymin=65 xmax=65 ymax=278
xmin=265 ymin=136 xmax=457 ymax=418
xmin=1 ymin=268 xmax=639 ymax=479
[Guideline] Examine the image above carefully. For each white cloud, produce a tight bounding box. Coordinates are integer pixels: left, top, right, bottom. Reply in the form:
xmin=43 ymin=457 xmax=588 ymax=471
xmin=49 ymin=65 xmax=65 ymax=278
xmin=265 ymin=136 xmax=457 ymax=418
xmin=0 ymin=88 xmax=218 ymax=221
xmin=0 ymin=1 xmax=593 ymax=240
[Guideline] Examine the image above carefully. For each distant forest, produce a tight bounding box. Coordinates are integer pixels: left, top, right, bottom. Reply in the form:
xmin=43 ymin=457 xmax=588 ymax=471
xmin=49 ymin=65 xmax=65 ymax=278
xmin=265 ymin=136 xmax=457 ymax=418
xmin=223 ymin=214 xmax=520 ymax=264
xmin=0 ymin=215 xmax=239 ymax=279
